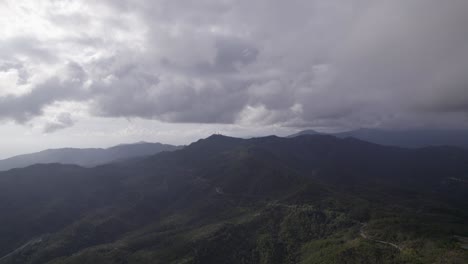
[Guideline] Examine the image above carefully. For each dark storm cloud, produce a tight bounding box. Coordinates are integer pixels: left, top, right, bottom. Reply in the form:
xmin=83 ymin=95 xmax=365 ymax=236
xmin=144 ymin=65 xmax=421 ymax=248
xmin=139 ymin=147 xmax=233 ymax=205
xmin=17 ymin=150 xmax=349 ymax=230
xmin=193 ymin=37 xmax=259 ymax=75
xmin=158 ymin=36 xmax=259 ymax=76
xmin=89 ymin=66 xmax=250 ymax=123
xmin=342 ymin=0 xmax=468 ymax=121
xmin=1 ymin=0 xmax=468 ymax=131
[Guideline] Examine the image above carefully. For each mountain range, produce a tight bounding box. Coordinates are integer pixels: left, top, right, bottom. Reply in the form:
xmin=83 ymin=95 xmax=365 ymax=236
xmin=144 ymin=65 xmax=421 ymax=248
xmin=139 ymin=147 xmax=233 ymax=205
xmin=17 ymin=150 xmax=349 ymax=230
xmin=0 ymin=134 xmax=466 ymax=264
xmin=0 ymin=142 xmax=182 ymax=171
xmin=289 ymin=128 xmax=468 ymax=149
xmin=4 ymin=128 xmax=468 ymax=172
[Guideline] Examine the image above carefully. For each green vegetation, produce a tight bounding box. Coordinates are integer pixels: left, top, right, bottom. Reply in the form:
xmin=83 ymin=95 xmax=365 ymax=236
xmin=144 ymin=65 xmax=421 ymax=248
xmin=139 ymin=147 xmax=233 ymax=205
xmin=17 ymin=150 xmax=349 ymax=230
xmin=0 ymin=135 xmax=467 ymax=263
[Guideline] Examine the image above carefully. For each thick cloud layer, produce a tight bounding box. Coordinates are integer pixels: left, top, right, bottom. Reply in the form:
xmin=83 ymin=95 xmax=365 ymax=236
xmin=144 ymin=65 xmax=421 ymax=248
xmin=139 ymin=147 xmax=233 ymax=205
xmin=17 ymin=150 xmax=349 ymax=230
xmin=1 ymin=0 xmax=468 ymax=132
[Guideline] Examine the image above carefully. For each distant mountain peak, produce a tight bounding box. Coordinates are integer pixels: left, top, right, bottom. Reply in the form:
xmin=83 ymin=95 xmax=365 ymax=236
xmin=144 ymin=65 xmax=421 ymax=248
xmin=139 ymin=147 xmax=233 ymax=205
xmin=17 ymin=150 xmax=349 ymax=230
xmin=287 ymin=129 xmax=323 ymax=138
xmin=188 ymin=134 xmax=243 ymax=149
xmin=207 ymin=133 xmax=232 ymax=139
xmin=114 ymin=141 xmax=154 ymax=147
xmin=288 ymin=128 xmax=468 ymax=149
xmin=0 ymin=141 xmax=182 ymax=171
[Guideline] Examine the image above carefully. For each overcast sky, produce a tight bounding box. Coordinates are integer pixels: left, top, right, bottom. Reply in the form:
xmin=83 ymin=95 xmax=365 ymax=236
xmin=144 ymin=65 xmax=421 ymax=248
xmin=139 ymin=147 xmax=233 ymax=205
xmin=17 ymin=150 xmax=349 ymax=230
xmin=1 ymin=0 xmax=468 ymax=158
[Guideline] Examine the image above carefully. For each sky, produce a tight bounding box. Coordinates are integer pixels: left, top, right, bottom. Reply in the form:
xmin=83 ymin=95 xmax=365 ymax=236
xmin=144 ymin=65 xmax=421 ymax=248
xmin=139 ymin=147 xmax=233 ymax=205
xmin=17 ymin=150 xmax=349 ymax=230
xmin=1 ymin=0 xmax=468 ymax=158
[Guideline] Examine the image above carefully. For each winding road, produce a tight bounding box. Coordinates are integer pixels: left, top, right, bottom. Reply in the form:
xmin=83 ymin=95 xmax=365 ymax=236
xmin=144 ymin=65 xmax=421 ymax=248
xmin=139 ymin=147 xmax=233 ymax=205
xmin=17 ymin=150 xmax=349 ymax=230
xmin=360 ymin=223 xmax=402 ymax=251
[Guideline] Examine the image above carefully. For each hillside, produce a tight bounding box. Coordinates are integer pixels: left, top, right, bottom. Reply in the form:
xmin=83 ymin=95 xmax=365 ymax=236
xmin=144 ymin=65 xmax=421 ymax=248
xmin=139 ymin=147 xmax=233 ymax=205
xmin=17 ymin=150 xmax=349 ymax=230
xmin=0 ymin=142 xmax=182 ymax=171
xmin=0 ymin=135 xmax=466 ymax=264
xmin=289 ymin=128 xmax=468 ymax=149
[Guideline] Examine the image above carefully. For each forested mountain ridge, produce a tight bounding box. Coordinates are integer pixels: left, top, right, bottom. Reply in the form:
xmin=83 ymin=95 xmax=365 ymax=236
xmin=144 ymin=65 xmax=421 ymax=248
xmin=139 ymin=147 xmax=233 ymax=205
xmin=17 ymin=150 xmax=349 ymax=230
xmin=289 ymin=128 xmax=468 ymax=149
xmin=0 ymin=135 xmax=466 ymax=264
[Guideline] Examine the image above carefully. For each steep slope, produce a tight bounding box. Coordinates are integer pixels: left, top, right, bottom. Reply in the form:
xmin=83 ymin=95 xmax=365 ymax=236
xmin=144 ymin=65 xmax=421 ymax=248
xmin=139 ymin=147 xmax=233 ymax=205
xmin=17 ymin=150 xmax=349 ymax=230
xmin=0 ymin=142 xmax=182 ymax=171
xmin=0 ymin=135 xmax=467 ymax=264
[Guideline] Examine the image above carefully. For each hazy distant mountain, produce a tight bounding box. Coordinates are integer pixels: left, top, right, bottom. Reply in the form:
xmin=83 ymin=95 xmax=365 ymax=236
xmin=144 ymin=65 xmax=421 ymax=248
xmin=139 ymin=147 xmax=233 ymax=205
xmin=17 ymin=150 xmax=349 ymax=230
xmin=0 ymin=142 xmax=182 ymax=171
xmin=0 ymin=135 xmax=466 ymax=263
xmin=289 ymin=128 xmax=468 ymax=148
xmin=287 ymin=129 xmax=323 ymax=138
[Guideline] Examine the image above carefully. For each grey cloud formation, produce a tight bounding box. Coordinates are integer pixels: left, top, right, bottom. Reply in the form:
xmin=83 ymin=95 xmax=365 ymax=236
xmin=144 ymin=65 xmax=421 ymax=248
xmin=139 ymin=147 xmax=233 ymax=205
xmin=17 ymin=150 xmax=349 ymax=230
xmin=0 ymin=37 xmax=59 ymax=67
xmin=0 ymin=61 xmax=29 ymax=85
xmin=0 ymin=62 xmax=89 ymax=123
xmin=43 ymin=112 xmax=75 ymax=133
xmin=89 ymin=68 xmax=250 ymax=123
xmin=1 ymin=0 xmax=468 ymax=132
xmin=305 ymin=0 xmax=468 ymax=128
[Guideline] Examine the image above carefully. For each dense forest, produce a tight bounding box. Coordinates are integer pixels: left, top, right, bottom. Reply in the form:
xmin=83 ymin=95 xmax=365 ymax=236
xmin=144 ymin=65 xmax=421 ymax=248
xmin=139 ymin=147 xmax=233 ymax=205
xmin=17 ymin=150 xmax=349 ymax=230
xmin=0 ymin=135 xmax=467 ymax=263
